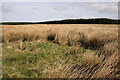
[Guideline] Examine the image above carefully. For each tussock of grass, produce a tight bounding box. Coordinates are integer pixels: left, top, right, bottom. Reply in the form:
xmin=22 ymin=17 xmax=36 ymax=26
xmin=2 ymin=24 xmax=118 ymax=78
xmin=2 ymin=24 xmax=118 ymax=51
xmin=2 ymin=41 xmax=97 ymax=78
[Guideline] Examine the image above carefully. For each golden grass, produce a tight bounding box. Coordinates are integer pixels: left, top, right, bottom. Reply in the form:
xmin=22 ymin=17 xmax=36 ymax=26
xmin=2 ymin=24 xmax=118 ymax=55
xmin=2 ymin=24 xmax=119 ymax=78
xmin=2 ymin=24 xmax=118 ymax=48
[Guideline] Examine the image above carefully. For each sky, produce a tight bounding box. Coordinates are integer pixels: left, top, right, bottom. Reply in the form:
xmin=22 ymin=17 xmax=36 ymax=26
xmin=1 ymin=0 xmax=120 ymax=2
xmin=1 ymin=2 xmax=119 ymax=22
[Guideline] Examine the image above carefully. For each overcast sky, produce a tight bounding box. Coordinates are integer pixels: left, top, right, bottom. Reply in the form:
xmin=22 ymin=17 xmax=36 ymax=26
xmin=2 ymin=2 xmax=118 ymax=22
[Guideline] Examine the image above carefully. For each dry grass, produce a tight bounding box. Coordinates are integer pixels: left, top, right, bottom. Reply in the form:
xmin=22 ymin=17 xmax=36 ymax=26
xmin=2 ymin=24 xmax=118 ymax=63
xmin=2 ymin=24 xmax=118 ymax=49
xmin=2 ymin=24 xmax=118 ymax=78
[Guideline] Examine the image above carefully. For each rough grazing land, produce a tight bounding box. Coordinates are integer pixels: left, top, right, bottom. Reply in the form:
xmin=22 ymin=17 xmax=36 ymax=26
xmin=2 ymin=24 xmax=119 ymax=78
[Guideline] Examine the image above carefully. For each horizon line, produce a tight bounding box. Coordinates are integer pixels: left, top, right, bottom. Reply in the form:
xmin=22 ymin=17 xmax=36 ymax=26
xmin=1 ymin=18 xmax=119 ymax=23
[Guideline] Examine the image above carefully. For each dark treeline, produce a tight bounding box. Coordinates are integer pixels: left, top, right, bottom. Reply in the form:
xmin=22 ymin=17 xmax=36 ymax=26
xmin=1 ymin=18 xmax=120 ymax=25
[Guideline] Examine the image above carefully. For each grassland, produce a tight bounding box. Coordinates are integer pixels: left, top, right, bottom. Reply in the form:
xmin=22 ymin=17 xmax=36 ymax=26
xmin=2 ymin=24 xmax=119 ymax=78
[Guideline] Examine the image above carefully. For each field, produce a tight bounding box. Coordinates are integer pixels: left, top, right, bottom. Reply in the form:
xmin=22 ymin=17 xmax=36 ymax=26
xmin=2 ymin=24 xmax=119 ymax=78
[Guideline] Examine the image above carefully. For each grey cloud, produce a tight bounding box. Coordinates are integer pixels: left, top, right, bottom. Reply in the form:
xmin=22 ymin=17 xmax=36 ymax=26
xmin=88 ymin=3 xmax=117 ymax=14
xmin=53 ymin=6 xmax=68 ymax=11
xmin=32 ymin=7 xmax=38 ymax=10
xmin=0 ymin=5 xmax=2 ymax=12
xmin=63 ymin=14 xmax=74 ymax=17
xmin=2 ymin=6 xmax=13 ymax=12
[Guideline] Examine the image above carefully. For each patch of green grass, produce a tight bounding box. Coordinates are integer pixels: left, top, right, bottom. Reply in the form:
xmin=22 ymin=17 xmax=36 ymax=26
xmin=2 ymin=41 xmax=98 ymax=78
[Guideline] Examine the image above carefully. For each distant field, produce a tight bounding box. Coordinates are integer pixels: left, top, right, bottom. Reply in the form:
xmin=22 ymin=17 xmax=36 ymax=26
xmin=2 ymin=24 xmax=118 ymax=43
xmin=2 ymin=24 xmax=119 ymax=78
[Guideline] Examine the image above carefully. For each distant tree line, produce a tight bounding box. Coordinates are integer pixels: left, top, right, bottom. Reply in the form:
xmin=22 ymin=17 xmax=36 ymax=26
xmin=1 ymin=18 xmax=120 ymax=25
